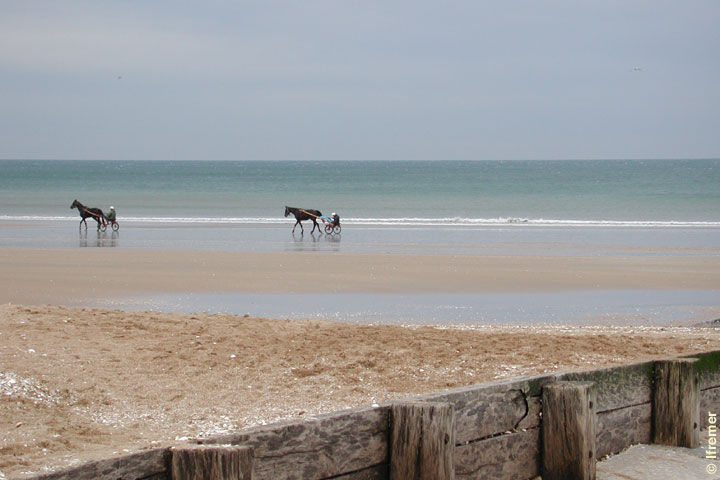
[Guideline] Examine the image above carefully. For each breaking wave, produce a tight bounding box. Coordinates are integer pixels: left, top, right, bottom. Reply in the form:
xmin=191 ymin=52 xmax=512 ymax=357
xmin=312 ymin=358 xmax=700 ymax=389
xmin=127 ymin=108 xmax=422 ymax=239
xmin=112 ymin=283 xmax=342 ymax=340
xmin=2 ymin=215 xmax=719 ymax=228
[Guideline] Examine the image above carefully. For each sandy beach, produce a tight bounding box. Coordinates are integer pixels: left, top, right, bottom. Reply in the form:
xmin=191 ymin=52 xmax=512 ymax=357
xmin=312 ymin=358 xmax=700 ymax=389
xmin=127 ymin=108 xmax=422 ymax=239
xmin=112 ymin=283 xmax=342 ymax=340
xmin=2 ymin=247 xmax=720 ymax=478
xmin=3 ymin=304 xmax=720 ymax=478
xmin=1 ymin=248 xmax=719 ymax=304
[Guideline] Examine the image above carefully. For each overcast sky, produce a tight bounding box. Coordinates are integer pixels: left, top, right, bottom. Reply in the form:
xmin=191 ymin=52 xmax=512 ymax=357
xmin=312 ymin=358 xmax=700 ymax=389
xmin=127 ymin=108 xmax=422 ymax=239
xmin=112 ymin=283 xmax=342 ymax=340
xmin=1 ymin=1 xmax=718 ymax=160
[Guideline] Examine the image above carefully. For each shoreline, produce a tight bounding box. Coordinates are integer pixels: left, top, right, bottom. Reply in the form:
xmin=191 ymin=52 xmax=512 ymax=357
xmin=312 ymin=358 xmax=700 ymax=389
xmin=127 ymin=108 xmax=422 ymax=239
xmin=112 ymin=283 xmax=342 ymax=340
xmin=3 ymin=219 xmax=720 ymax=257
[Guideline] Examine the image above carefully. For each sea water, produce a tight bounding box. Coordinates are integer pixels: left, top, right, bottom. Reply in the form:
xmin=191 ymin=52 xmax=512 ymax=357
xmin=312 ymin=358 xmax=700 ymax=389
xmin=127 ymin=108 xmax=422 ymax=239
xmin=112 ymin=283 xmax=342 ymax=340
xmin=1 ymin=159 xmax=718 ymax=324
xmin=1 ymin=159 xmax=718 ymax=253
xmin=1 ymin=159 xmax=719 ymax=225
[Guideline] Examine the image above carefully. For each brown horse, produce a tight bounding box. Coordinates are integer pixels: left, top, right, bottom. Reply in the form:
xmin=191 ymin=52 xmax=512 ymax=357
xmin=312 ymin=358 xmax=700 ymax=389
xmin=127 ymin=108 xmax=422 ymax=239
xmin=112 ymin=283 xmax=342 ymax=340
xmin=71 ymin=199 xmax=106 ymax=230
xmin=284 ymin=206 xmax=322 ymax=234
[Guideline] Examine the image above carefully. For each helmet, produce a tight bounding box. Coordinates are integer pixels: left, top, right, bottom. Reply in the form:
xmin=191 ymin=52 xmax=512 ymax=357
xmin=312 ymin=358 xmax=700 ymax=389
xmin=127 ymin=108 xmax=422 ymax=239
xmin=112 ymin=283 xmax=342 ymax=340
xmin=331 ymin=212 xmax=336 ymax=216
xmin=110 ymin=206 xmax=115 ymax=210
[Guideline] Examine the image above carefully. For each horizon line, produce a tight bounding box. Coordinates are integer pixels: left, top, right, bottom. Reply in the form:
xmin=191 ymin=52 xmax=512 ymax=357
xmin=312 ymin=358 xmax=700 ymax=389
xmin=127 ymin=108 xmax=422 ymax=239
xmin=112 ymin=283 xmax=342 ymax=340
xmin=1 ymin=157 xmax=719 ymax=162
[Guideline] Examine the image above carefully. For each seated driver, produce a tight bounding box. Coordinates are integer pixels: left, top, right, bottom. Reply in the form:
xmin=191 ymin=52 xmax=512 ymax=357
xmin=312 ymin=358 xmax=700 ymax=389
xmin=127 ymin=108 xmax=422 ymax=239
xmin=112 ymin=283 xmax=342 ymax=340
xmin=331 ymin=212 xmax=340 ymax=226
xmin=106 ymin=206 xmax=116 ymax=223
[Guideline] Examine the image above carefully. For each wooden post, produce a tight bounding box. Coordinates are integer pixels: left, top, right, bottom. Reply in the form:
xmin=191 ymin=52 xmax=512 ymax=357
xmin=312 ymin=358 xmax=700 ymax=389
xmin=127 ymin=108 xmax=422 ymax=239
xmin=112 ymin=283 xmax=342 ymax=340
xmin=653 ymin=358 xmax=700 ymax=448
xmin=542 ymin=381 xmax=597 ymax=480
xmin=390 ymin=401 xmax=455 ymax=480
xmin=171 ymin=445 xmax=253 ymax=480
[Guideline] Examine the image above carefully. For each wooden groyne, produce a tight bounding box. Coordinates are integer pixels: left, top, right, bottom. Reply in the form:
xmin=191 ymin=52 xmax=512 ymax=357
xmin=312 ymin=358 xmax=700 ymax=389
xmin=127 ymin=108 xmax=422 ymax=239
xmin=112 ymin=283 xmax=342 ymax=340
xmin=20 ymin=350 xmax=720 ymax=480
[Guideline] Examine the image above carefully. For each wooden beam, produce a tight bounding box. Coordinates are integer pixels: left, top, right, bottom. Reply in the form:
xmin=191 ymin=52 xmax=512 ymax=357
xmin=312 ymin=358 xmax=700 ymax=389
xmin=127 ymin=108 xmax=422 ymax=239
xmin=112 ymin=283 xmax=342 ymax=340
xmin=171 ymin=445 xmax=253 ymax=480
xmin=455 ymin=428 xmax=540 ymax=480
xmin=197 ymin=406 xmax=389 ymax=479
xmin=596 ymin=403 xmax=651 ymax=458
xmin=390 ymin=402 xmax=455 ymax=480
xmin=653 ymin=358 xmax=700 ymax=448
xmin=542 ymin=381 xmax=597 ymax=480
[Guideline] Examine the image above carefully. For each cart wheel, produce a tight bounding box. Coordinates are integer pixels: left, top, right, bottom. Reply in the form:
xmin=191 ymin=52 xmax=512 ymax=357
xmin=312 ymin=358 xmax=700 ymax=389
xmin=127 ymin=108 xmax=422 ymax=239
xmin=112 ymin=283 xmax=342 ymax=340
xmin=100 ymin=224 xmax=107 ymax=232
xmin=333 ymin=225 xmax=342 ymax=234
xmin=111 ymin=222 xmax=119 ymax=232
xmin=324 ymin=224 xmax=333 ymax=234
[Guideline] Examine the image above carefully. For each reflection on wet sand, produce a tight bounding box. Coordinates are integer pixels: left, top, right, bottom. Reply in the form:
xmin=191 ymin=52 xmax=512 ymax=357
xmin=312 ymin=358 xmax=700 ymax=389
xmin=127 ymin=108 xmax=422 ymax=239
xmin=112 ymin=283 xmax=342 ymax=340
xmin=79 ymin=230 xmax=119 ymax=248
xmin=289 ymin=230 xmax=341 ymax=252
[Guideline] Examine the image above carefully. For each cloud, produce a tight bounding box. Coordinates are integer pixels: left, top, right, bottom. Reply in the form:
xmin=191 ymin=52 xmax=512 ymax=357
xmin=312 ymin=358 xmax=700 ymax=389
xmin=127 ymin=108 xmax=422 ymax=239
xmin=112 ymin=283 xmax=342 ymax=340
xmin=0 ymin=11 xmax=226 ymax=77
xmin=0 ymin=1 xmax=718 ymax=160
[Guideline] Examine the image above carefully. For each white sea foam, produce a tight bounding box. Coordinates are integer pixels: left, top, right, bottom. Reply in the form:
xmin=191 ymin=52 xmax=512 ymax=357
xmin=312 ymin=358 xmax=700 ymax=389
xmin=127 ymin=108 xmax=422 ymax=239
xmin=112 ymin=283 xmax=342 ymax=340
xmin=2 ymin=215 xmax=719 ymax=228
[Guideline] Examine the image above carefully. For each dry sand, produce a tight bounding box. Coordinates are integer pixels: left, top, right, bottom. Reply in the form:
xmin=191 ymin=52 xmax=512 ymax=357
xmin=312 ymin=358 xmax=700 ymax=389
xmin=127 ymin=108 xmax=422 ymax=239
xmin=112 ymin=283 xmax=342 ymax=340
xmin=3 ymin=305 xmax=720 ymax=478
xmin=1 ymin=248 xmax=720 ymax=478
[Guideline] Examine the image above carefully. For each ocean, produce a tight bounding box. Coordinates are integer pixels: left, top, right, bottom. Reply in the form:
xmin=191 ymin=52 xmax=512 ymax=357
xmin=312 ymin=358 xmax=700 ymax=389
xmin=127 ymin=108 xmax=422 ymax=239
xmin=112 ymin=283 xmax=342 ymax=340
xmin=1 ymin=159 xmax=719 ymax=226
xmin=1 ymin=159 xmax=718 ymax=324
xmin=1 ymin=159 xmax=718 ymax=253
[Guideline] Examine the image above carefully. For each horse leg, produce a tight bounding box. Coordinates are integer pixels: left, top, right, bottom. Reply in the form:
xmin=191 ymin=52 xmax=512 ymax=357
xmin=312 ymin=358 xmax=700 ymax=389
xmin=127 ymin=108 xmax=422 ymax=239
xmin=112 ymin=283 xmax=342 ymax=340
xmin=311 ymin=219 xmax=320 ymax=233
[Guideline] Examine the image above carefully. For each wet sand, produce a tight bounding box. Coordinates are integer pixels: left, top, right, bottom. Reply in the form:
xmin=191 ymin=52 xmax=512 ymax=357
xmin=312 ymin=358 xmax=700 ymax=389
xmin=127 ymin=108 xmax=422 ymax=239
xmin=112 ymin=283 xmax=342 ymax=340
xmin=1 ymin=248 xmax=718 ymax=305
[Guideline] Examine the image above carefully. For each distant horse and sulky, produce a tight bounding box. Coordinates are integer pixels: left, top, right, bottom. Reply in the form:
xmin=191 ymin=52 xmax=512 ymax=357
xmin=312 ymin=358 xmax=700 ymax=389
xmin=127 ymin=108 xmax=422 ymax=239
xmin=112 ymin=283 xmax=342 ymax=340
xmin=284 ymin=206 xmax=341 ymax=235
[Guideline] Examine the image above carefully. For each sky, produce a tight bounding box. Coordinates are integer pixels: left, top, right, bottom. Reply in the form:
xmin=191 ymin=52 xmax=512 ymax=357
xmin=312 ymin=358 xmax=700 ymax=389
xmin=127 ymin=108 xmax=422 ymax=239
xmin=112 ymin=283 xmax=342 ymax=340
xmin=1 ymin=1 xmax=719 ymax=161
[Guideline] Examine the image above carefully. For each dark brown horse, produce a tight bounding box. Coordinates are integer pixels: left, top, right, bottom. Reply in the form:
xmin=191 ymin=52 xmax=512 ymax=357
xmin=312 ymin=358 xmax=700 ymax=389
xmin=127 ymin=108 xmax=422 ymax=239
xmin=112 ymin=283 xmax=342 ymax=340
xmin=71 ymin=199 xmax=106 ymax=230
xmin=284 ymin=206 xmax=322 ymax=234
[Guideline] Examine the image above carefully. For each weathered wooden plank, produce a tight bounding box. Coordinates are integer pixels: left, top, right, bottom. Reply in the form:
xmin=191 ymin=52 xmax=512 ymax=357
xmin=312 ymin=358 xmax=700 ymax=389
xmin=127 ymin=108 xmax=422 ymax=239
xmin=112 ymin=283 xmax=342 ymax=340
xmin=418 ymin=374 xmax=552 ymax=443
xmin=29 ymin=448 xmax=170 ymax=480
xmin=171 ymin=445 xmax=253 ymax=480
xmin=454 ymin=428 xmax=539 ymax=480
xmin=701 ymin=387 xmax=720 ymax=429
xmin=596 ymin=403 xmax=651 ymax=458
xmin=326 ymin=463 xmax=388 ymax=480
xmin=653 ymin=358 xmax=700 ymax=448
xmin=389 ymin=402 xmax=454 ymax=480
xmin=198 ymin=406 xmax=389 ymax=480
xmin=542 ymin=381 xmax=597 ymax=480
xmin=559 ymin=361 xmax=653 ymax=412
xmin=139 ymin=473 xmax=170 ymax=480
xmin=688 ymin=350 xmax=720 ymax=389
